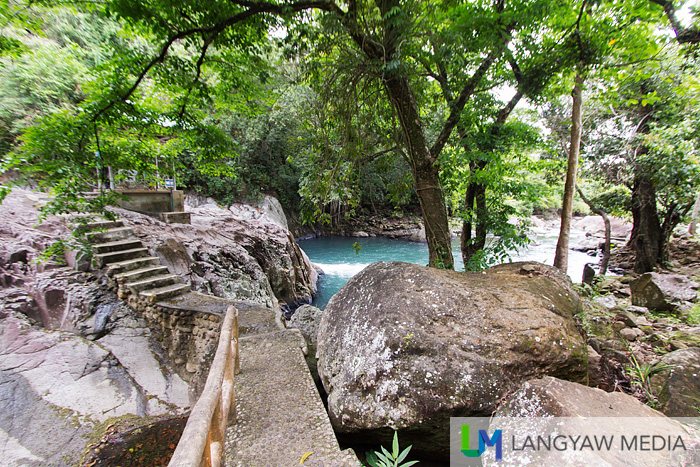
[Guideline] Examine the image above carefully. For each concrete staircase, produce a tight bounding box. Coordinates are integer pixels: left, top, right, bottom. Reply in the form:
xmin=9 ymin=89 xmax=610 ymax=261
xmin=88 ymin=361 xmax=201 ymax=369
xmin=85 ymin=220 xmax=190 ymax=304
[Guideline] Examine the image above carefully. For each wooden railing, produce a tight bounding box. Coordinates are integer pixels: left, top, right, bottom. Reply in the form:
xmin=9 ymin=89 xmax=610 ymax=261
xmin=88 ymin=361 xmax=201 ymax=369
xmin=169 ymin=306 xmax=240 ymax=467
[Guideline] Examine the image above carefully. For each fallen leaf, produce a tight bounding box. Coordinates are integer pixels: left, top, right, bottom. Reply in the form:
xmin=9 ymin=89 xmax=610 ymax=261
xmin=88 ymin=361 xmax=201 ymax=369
xmin=300 ymin=452 xmax=313 ymax=464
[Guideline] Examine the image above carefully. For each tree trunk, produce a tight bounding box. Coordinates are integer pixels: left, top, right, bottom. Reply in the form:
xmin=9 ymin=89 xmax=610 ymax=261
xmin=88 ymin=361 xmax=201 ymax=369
xmin=460 ymin=161 xmax=488 ymax=267
xmin=384 ymin=74 xmax=454 ymax=269
xmin=554 ymin=73 xmax=584 ymax=272
xmin=576 ymin=185 xmax=611 ymax=275
xmin=689 ymin=191 xmax=700 ymax=236
xmin=629 ymin=175 xmax=663 ymax=273
xmin=459 ymin=92 xmax=523 ymax=268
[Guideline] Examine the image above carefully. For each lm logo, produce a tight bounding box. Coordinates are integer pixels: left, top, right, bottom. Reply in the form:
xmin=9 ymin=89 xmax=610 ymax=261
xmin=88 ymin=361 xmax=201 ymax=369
xmin=461 ymin=424 xmax=503 ymax=461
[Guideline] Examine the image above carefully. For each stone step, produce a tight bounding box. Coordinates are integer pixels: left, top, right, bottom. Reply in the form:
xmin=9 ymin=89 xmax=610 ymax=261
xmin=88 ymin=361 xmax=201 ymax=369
xmin=224 ymin=331 xmax=361 ymax=467
xmin=80 ymin=220 xmax=124 ymax=232
xmin=139 ymin=283 xmax=191 ymax=303
xmin=87 ymin=226 xmax=134 ymax=244
xmin=94 ymin=248 xmax=150 ymax=268
xmin=107 ymin=257 xmax=162 ymax=277
xmin=115 ymin=265 xmax=170 ymax=284
xmin=93 ymin=239 xmax=144 ymax=254
xmin=161 ymin=211 xmax=191 ymax=224
xmin=126 ymin=274 xmax=178 ymax=293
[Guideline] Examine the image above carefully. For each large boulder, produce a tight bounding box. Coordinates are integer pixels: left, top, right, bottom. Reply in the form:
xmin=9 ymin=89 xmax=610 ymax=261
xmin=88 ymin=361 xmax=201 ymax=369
xmin=490 ymin=377 xmax=698 ymax=467
xmin=317 ymin=261 xmax=587 ymax=458
xmin=650 ymin=348 xmax=700 ymax=416
xmin=630 ymin=273 xmax=698 ymax=311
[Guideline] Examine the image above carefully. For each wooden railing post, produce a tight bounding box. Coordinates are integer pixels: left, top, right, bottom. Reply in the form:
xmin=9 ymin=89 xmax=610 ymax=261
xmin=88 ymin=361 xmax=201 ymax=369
xmin=233 ymin=308 xmax=240 ymax=375
xmin=168 ymin=306 xmax=239 ymax=467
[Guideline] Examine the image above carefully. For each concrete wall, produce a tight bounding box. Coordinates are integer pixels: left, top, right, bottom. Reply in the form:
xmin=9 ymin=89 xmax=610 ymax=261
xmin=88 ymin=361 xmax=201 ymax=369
xmin=117 ymin=190 xmax=185 ymax=214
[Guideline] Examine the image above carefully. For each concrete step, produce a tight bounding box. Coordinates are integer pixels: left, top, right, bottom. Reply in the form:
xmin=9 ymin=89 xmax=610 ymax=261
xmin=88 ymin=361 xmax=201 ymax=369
xmin=115 ymin=265 xmax=170 ymax=284
xmin=107 ymin=257 xmax=162 ymax=277
xmin=87 ymin=226 xmax=134 ymax=244
xmin=93 ymin=239 xmax=143 ymax=254
xmin=81 ymin=220 xmax=124 ymax=232
xmin=139 ymin=283 xmax=190 ymax=303
xmin=126 ymin=274 xmax=178 ymax=293
xmin=161 ymin=212 xmax=191 ymax=224
xmin=94 ymin=248 xmax=150 ymax=268
xmin=224 ymin=331 xmax=361 ymax=467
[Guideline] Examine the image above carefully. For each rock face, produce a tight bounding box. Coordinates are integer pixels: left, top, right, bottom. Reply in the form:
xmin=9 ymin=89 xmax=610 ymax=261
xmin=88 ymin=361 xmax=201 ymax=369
xmin=497 ymin=376 xmax=665 ymax=417
xmin=317 ymin=261 xmax=587 ymax=458
xmin=113 ymin=200 xmax=317 ymax=308
xmin=492 ymin=377 xmax=698 ymax=467
xmin=0 ymin=307 xmax=189 ymax=466
xmin=650 ymin=348 xmax=700 ymax=416
xmin=630 ymin=272 xmax=699 ymax=311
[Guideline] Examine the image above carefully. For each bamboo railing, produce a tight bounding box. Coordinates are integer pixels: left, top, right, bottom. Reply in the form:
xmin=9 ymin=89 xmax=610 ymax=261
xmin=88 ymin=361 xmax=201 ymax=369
xmin=169 ymin=306 xmax=240 ymax=467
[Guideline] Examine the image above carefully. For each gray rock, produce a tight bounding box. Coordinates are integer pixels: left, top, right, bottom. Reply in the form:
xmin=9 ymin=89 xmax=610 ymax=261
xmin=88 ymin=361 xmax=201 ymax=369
xmin=258 ymin=194 xmax=289 ymax=230
xmin=630 ymin=273 xmax=699 ymax=311
xmin=619 ymin=327 xmax=642 ymax=341
xmin=289 ymin=305 xmax=324 ymax=384
xmin=496 ymin=375 xmax=668 ymax=417
xmin=587 ymin=345 xmax=604 ymax=387
xmin=493 ymin=377 xmax=697 ymax=467
xmin=670 ymin=340 xmax=689 ymax=351
xmin=593 ymin=295 xmax=618 ymax=309
xmin=615 ymin=309 xmax=639 ymax=327
xmin=673 ymin=327 xmax=700 ymax=347
xmin=626 ymin=305 xmax=650 ymax=315
xmin=317 ymin=261 xmax=587 ymax=459
xmin=651 ymin=348 xmax=700 ymax=416
xmin=0 ymin=310 xmax=188 ymax=466
xmin=289 ymin=304 xmax=323 ymax=347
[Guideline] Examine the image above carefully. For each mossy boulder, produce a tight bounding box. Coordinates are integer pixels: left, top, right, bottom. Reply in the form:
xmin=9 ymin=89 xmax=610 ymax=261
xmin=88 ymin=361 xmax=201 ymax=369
xmin=317 ymin=261 xmax=587 ymax=459
xmin=650 ymin=347 xmax=700 ymax=416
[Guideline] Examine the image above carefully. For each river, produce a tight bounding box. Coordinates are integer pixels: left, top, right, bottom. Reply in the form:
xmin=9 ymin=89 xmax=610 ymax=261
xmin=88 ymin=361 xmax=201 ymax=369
xmin=298 ymin=224 xmax=597 ymax=309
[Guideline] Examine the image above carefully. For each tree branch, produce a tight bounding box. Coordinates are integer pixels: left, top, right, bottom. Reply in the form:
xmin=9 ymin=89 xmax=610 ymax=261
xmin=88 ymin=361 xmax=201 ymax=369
xmin=429 ymin=51 xmax=499 ymax=159
xmin=649 ymin=0 xmax=700 ymax=44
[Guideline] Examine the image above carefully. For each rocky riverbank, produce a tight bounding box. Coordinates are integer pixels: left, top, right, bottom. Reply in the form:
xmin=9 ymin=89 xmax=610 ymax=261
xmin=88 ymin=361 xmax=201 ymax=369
xmin=0 ymin=188 xmax=321 ymax=466
xmin=290 ymin=256 xmax=700 ymax=462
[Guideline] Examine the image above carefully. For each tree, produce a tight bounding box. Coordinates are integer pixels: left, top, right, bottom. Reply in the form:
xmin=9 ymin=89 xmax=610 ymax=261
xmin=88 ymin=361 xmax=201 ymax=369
xmin=579 ymin=49 xmax=700 ymax=272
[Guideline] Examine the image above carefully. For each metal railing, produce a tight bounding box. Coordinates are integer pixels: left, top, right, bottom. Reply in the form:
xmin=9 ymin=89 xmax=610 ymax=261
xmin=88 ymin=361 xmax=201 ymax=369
xmin=169 ymin=306 xmax=240 ymax=467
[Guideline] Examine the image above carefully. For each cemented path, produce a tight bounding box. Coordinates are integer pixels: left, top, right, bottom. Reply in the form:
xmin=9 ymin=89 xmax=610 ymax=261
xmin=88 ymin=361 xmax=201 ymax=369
xmin=224 ymin=330 xmax=360 ymax=467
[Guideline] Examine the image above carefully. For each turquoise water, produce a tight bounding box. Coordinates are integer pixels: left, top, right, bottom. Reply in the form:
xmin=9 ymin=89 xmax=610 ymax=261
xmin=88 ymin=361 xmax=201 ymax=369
xmin=298 ymin=232 xmax=595 ymax=309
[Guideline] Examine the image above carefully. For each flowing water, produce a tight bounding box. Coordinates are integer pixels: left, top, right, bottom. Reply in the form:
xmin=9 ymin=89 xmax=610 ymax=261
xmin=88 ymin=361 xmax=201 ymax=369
xmin=298 ymin=226 xmax=597 ymax=309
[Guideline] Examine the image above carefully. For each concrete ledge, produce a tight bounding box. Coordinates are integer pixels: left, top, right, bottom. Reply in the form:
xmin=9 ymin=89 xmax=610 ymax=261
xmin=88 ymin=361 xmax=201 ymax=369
xmin=161 ymin=212 xmax=191 ymax=224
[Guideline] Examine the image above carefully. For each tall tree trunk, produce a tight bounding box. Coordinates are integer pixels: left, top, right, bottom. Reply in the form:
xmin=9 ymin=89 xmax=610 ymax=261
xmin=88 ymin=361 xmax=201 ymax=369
xmin=576 ymin=185 xmax=611 ymax=275
xmin=554 ymin=73 xmax=584 ymax=272
xmin=459 ymin=92 xmax=523 ymax=268
xmin=384 ymin=75 xmax=454 ymax=269
xmin=460 ymin=172 xmax=488 ymax=268
xmin=689 ymin=191 xmax=700 ymax=236
xmin=629 ymin=175 xmax=663 ymax=273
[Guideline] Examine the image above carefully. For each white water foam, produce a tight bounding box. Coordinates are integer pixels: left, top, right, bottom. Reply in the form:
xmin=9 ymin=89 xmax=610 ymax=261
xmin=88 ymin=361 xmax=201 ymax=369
xmin=315 ymin=263 xmax=371 ymax=278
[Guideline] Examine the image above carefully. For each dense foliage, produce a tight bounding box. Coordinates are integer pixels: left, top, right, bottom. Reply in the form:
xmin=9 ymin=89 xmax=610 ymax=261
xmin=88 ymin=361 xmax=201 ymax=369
xmin=0 ymin=0 xmax=698 ymax=271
